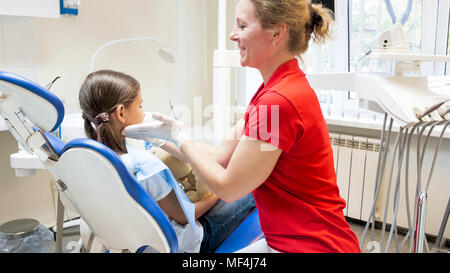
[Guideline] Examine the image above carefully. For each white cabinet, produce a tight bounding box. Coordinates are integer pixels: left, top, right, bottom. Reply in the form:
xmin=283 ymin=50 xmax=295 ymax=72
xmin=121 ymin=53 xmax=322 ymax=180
xmin=0 ymin=0 xmax=60 ymax=18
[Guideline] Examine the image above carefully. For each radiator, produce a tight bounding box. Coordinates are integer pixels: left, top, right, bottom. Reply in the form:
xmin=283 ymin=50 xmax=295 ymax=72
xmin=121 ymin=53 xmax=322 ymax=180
xmin=330 ymin=133 xmax=382 ymax=221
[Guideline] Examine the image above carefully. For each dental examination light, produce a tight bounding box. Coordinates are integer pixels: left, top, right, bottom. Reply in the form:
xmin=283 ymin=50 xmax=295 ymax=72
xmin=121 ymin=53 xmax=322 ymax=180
xmin=89 ymin=37 xmax=175 ymax=72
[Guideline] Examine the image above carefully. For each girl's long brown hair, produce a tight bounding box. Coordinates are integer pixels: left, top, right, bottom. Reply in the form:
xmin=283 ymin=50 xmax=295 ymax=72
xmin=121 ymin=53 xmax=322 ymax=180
xmin=79 ymin=70 xmax=140 ymax=153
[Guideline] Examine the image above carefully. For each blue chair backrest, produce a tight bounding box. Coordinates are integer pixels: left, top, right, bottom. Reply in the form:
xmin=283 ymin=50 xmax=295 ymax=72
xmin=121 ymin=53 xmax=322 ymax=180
xmin=55 ymin=138 xmax=178 ymax=252
xmin=1 ymin=70 xmax=178 ymax=253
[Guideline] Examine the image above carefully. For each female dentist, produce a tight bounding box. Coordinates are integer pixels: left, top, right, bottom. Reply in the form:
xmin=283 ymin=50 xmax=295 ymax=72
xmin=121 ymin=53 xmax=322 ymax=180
xmin=123 ymin=0 xmax=360 ymax=253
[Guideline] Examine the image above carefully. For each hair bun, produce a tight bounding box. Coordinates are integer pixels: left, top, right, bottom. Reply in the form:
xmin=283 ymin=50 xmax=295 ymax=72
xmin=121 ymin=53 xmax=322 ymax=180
xmin=310 ymin=9 xmax=322 ymax=27
xmin=308 ymin=3 xmax=333 ymax=43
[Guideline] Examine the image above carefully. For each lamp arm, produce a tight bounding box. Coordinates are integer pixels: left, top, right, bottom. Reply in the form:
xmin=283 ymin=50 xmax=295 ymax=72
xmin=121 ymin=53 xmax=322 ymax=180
xmin=89 ymin=37 xmax=164 ymax=72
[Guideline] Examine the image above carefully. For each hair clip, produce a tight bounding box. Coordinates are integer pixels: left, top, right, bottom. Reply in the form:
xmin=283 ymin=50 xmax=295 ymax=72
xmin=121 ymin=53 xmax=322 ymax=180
xmin=94 ymin=112 xmax=110 ymax=125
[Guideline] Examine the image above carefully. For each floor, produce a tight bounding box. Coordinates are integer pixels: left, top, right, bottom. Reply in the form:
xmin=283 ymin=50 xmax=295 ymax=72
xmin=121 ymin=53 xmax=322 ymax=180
xmin=349 ymin=220 xmax=449 ymax=253
xmin=48 ymin=218 xmax=449 ymax=253
xmin=56 ymin=224 xmax=82 ymax=253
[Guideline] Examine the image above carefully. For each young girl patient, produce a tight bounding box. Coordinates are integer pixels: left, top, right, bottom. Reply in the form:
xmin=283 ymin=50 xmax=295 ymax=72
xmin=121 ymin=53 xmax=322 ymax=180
xmin=78 ymin=70 xmax=255 ymax=253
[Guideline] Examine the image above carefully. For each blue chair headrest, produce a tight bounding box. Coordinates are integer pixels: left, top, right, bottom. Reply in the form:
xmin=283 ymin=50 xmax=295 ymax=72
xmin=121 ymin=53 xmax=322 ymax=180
xmin=0 ymin=71 xmax=65 ymax=132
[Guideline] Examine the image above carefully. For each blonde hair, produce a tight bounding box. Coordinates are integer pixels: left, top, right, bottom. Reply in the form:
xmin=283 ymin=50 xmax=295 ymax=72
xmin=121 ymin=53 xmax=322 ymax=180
xmin=79 ymin=70 xmax=140 ymax=153
xmin=251 ymin=0 xmax=334 ymax=56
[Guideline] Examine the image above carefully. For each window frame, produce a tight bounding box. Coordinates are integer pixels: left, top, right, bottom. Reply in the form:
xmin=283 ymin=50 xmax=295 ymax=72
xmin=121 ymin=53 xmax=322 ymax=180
xmin=312 ymin=0 xmax=450 ymax=120
xmin=239 ymin=0 xmax=449 ymax=121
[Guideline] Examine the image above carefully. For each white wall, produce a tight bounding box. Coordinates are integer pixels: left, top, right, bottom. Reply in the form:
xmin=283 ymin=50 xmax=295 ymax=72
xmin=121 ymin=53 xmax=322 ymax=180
xmin=0 ymin=0 xmax=218 ymax=227
xmin=0 ymin=132 xmax=56 ymax=226
xmin=0 ymin=0 xmax=218 ymax=114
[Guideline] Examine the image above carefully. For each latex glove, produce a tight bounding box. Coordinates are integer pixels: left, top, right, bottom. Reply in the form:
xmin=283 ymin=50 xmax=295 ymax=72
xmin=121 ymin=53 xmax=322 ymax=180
xmin=147 ymin=137 xmax=166 ymax=148
xmin=122 ymin=112 xmax=190 ymax=149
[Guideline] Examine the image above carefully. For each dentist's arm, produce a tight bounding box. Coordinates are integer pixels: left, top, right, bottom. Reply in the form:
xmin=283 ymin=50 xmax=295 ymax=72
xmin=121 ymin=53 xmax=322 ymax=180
xmin=122 ymin=113 xmax=281 ymax=202
xmin=160 ymin=118 xmax=245 ymax=168
xmin=181 ymin=136 xmax=282 ymax=202
xmin=158 ymin=190 xmax=220 ymax=225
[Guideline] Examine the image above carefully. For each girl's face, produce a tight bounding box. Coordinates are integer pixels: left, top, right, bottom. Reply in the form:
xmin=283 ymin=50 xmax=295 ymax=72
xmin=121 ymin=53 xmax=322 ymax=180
xmin=122 ymin=89 xmax=145 ymax=127
xmin=229 ymin=0 xmax=274 ymax=69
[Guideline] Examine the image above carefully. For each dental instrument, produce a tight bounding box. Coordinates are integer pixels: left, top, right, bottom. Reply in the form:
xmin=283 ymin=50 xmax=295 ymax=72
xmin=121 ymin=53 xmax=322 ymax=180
xmin=307 ymin=24 xmax=450 ymax=252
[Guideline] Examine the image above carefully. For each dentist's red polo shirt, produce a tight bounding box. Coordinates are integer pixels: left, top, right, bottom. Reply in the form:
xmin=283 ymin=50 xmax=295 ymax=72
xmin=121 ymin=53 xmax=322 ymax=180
xmin=244 ymin=59 xmax=360 ymax=253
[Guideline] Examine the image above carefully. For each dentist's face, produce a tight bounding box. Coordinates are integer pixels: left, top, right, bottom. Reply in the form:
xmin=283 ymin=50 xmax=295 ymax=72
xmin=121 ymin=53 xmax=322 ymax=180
xmin=229 ymin=0 xmax=274 ymax=69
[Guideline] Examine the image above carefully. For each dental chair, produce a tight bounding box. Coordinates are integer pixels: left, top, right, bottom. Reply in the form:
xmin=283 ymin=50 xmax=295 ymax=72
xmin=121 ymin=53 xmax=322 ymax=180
xmin=0 ymin=70 xmax=70 ymax=252
xmin=0 ymin=70 xmax=262 ymax=253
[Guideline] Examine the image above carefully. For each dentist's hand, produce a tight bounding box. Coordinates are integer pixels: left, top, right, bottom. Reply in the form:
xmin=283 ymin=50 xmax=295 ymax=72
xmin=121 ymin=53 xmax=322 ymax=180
xmin=147 ymin=137 xmax=166 ymax=148
xmin=122 ymin=112 xmax=191 ymax=149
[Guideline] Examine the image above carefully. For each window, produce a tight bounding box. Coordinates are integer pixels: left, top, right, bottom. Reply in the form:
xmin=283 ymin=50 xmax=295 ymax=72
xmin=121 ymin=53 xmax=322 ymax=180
xmin=241 ymin=0 xmax=449 ymax=122
xmin=349 ymin=0 xmax=422 ymax=74
xmin=447 ymin=24 xmax=450 ymax=76
xmin=305 ymin=0 xmax=449 ymax=123
xmin=347 ymin=0 xmax=423 ymax=120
